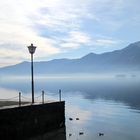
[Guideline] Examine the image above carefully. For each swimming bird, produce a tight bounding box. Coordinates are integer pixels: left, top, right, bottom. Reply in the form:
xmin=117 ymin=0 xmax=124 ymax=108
xmin=69 ymin=118 xmax=73 ymax=121
xmin=79 ymin=132 xmax=84 ymax=135
xmin=98 ymin=133 xmax=104 ymax=136
xmin=69 ymin=133 xmax=72 ymax=137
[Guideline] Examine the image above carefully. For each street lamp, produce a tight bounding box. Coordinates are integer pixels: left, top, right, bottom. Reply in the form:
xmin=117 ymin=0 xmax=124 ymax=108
xmin=27 ymin=43 xmax=36 ymax=104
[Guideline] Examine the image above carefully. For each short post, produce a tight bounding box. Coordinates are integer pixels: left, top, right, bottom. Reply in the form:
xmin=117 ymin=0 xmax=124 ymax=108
xmin=19 ymin=92 xmax=21 ymax=106
xmin=42 ymin=90 xmax=45 ymax=104
xmin=59 ymin=89 xmax=61 ymax=102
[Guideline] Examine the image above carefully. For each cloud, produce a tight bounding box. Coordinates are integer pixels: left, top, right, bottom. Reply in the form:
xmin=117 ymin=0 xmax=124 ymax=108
xmin=95 ymin=39 xmax=119 ymax=46
xmin=59 ymin=31 xmax=91 ymax=49
xmin=68 ymin=31 xmax=91 ymax=44
xmin=60 ymin=43 xmax=80 ymax=49
xmin=0 ymin=0 xmax=140 ymax=67
xmin=32 ymin=0 xmax=93 ymax=32
xmin=0 ymin=0 xmax=62 ymax=66
xmin=0 ymin=0 xmax=94 ymax=66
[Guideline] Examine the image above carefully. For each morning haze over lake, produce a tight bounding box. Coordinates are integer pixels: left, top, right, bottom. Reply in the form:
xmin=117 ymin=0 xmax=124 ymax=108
xmin=0 ymin=0 xmax=140 ymax=140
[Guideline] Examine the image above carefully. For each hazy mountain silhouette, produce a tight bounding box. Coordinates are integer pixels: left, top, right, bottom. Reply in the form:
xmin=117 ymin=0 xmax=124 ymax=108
xmin=0 ymin=41 xmax=140 ymax=75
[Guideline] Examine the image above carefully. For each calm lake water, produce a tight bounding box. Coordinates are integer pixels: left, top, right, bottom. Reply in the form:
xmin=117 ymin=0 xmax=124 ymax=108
xmin=0 ymin=75 xmax=140 ymax=140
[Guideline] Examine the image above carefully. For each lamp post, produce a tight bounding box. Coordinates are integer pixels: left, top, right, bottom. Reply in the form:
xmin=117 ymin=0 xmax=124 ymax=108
xmin=27 ymin=43 xmax=36 ymax=104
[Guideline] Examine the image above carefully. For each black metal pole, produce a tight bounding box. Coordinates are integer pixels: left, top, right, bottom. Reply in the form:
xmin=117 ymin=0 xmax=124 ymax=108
xmin=31 ymin=53 xmax=34 ymax=104
xmin=42 ymin=90 xmax=45 ymax=104
xmin=19 ymin=92 xmax=21 ymax=106
xmin=59 ymin=89 xmax=61 ymax=102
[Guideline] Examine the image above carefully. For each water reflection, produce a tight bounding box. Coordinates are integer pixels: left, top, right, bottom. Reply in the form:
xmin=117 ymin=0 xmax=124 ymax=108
xmin=0 ymin=77 xmax=140 ymax=110
xmin=65 ymin=98 xmax=140 ymax=140
xmin=0 ymin=76 xmax=140 ymax=140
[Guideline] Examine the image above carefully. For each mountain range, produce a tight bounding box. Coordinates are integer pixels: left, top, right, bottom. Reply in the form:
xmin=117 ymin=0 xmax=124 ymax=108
xmin=0 ymin=41 xmax=140 ymax=76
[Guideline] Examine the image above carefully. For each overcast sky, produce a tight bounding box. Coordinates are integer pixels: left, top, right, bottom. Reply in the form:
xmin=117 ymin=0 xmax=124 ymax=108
xmin=0 ymin=0 xmax=140 ymax=67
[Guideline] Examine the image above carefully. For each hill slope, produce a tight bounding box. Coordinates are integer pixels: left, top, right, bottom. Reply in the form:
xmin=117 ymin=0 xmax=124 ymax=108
xmin=0 ymin=41 xmax=140 ymax=75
